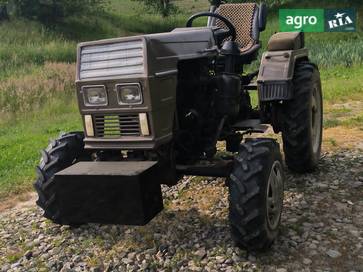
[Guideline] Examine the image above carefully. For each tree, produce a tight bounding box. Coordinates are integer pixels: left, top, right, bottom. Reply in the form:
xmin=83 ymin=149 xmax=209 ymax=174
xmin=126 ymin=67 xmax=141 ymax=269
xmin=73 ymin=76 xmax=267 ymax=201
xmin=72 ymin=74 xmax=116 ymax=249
xmin=5 ymin=0 xmax=107 ymax=24
xmin=133 ymin=0 xmax=177 ymax=17
xmin=0 ymin=0 xmax=8 ymax=20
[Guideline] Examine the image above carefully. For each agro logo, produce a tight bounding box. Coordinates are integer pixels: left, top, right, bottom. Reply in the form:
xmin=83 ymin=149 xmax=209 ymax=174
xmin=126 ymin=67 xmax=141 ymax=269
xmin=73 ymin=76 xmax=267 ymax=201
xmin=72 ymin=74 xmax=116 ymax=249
xmin=325 ymin=9 xmax=356 ymax=32
xmin=279 ymin=9 xmax=325 ymax=32
xmin=286 ymin=15 xmax=317 ymax=29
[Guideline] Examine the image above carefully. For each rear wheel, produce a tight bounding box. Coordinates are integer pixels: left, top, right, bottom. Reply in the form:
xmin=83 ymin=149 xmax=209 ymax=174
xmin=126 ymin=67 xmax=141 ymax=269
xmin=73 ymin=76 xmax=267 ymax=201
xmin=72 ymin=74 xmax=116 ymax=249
xmin=228 ymin=138 xmax=284 ymax=251
xmin=281 ymin=61 xmax=323 ymax=172
xmin=34 ymin=132 xmax=89 ymax=225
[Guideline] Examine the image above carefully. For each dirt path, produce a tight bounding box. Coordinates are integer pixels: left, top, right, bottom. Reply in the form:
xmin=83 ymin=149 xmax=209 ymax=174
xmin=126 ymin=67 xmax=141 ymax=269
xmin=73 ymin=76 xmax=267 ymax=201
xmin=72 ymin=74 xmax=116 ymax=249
xmin=0 ymin=132 xmax=362 ymax=272
xmin=0 ymin=193 xmax=36 ymax=213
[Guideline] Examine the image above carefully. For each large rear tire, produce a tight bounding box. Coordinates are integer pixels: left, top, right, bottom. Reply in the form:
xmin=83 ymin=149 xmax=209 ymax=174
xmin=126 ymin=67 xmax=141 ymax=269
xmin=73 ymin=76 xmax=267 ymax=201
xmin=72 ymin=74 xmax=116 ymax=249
xmin=34 ymin=132 xmax=89 ymax=225
xmin=281 ymin=61 xmax=323 ymax=173
xmin=228 ymin=138 xmax=284 ymax=251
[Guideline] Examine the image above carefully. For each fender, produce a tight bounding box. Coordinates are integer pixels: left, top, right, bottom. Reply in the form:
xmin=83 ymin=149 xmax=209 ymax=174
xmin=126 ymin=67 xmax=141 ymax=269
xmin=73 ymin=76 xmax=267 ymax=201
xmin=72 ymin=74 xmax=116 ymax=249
xmin=257 ymin=32 xmax=308 ymax=102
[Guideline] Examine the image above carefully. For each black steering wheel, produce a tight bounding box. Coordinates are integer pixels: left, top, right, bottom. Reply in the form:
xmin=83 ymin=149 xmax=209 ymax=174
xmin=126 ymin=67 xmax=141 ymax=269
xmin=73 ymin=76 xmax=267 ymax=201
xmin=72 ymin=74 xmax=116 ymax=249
xmin=186 ymin=12 xmax=236 ymax=42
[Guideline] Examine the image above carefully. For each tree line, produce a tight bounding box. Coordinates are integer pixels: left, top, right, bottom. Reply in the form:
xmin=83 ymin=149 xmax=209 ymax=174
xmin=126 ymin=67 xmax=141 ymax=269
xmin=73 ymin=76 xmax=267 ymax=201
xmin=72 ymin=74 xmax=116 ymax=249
xmin=0 ymin=0 xmax=107 ymax=23
xmin=132 ymin=0 xmax=289 ymax=17
xmin=1 ymin=0 xmax=359 ymax=23
xmin=0 ymin=0 xmax=289 ymax=22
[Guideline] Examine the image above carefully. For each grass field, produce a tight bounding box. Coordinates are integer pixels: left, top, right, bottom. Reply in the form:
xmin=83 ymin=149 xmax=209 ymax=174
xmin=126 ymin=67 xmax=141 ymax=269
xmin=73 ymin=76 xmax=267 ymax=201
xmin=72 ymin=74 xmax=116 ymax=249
xmin=0 ymin=0 xmax=362 ymax=199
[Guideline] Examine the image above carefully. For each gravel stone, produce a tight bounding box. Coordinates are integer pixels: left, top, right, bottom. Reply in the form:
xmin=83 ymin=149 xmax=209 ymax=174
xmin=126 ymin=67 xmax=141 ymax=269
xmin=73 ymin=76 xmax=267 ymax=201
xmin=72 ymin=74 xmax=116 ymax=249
xmin=326 ymin=249 xmax=342 ymax=258
xmin=24 ymin=251 xmax=33 ymax=260
xmin=194 ymin=248 xmax=207 ymax=260
xmin=0 ymin=150 xmax=362 ymax=271
xmin=215 ymin=256 xmax=225 ymax=264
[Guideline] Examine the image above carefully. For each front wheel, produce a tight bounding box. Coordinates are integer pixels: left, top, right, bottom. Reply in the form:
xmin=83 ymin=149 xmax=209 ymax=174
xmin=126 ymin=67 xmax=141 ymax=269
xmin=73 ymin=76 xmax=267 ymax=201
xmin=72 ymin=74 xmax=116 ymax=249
xmin=228 ymin=138 xmax=285 ymax=251
xmin=34 ymin=132 xmax=89 ymax=225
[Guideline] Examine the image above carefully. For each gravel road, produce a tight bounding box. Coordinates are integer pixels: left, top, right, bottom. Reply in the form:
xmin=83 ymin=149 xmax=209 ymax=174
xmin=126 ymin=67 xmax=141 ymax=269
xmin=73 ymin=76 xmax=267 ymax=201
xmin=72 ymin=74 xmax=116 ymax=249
xmin=0 ymin=149 xmax=362 ymax=272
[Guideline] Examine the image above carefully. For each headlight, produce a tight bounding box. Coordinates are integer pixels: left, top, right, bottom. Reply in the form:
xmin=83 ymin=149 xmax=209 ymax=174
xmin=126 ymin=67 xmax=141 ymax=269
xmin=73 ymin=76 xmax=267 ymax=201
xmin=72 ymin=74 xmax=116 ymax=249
xmin=116 ymin=84 xmax=143 ymax=105
xmin=82 ymin=85 xmax=107 ymax=106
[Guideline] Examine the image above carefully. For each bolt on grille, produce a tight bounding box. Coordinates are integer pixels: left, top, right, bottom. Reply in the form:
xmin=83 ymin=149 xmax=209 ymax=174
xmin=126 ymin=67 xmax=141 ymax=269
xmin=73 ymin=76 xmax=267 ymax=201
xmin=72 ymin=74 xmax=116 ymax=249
xmin=94 ymin=114 xmax=141 ymax=138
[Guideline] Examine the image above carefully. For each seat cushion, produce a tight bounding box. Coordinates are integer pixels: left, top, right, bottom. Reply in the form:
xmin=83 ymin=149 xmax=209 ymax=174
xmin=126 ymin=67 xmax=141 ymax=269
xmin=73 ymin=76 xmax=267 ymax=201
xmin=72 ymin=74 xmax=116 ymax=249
xmin=267 ymin=32 xmax=304 ymax=51
xmin=215 ymin=3 xmax=259 ymax=52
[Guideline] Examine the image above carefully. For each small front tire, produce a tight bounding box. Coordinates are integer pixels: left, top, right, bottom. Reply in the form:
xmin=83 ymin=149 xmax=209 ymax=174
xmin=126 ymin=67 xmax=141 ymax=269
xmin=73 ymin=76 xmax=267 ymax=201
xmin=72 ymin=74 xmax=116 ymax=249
xmin=228 ymin=138 xmax=284 ymax=251
xmin=34 ymin=132 xmax=89 ymax=225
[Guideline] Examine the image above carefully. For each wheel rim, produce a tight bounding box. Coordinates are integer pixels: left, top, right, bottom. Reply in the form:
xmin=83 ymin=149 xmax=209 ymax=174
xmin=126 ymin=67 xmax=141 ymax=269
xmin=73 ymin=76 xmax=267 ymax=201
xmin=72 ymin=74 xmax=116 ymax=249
xmin=311 ymin=85 xmax=322 ymax=154
xmin=266 ymin=161 xmax=284 ymax=230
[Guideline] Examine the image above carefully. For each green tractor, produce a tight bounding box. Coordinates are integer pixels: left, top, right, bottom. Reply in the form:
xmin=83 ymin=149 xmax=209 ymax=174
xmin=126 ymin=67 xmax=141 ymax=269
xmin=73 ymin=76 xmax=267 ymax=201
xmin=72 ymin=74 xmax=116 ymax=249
xmin=34 ymin=1 xmax=322 ymax=251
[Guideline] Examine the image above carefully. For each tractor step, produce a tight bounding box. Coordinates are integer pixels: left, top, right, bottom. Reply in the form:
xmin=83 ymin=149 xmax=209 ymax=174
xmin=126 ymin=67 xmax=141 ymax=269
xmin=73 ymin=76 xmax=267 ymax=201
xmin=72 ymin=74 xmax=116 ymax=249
xmin=232 ymin=119 xmax=269 ymax=131
xmin=53 ymin=161 xmax=163 ymax=225
xmin=176 ymin=159 xmax=233 ymax=177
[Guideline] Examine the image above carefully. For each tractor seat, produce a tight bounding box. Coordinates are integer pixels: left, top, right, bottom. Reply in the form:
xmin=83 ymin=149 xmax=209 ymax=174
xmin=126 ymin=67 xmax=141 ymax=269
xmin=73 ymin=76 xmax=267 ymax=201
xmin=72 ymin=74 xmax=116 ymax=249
xmin=214 ymin=3 xmax=266 ymax=56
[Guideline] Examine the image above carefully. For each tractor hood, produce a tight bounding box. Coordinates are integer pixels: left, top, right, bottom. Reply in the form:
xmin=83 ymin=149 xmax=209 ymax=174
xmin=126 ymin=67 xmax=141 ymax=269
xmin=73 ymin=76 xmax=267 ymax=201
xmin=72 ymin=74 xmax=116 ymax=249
xmin=75 ymin=27 xmax=217 ymax=150
xmin=76 ymin=27 xmax=217 ymax=82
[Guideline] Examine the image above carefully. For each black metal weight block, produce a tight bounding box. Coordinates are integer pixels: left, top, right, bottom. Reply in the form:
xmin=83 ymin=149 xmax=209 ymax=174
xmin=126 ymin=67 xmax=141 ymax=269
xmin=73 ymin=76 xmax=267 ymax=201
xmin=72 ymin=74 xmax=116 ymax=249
xmin=53 ymin=161 xmax=163 ymax=225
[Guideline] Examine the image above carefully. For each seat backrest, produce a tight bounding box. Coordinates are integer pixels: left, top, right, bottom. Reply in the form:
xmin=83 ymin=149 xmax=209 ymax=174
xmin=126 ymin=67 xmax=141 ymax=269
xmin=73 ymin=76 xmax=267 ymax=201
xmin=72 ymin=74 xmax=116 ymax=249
xmin=215 ymin=3 xmax=260 ymax=51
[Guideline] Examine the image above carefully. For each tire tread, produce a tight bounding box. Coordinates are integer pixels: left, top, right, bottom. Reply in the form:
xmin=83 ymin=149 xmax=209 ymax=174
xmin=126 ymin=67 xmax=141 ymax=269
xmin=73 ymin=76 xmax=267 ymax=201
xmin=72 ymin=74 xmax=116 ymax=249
xmin=228 ymin=138 xmax=283 ymax=251
xmin=34 ymin=132 xmax=86 ymax=225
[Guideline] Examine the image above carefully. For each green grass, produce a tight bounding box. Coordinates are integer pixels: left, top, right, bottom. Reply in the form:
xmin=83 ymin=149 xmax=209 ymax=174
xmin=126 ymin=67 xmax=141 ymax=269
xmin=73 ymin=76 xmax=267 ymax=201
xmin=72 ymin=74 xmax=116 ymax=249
xmin=326 ymin=108 xmax=352 ymax=117
xmin=0 ymin=96 xmax=81 ymax=199
xmin=342 ymin=114 xmax=363 ymax=128
xmin=324 ymin=119 xmax=342 ymax=128
xmin=324 ymin=115 xmax=363 ymax=130
xmin=0 ymin=20 xmax=76 ymax=80
xmin=0 ymin=62 xmax=76 ymax=118
xmin=321 ymin=65 xmax=363 ymax=101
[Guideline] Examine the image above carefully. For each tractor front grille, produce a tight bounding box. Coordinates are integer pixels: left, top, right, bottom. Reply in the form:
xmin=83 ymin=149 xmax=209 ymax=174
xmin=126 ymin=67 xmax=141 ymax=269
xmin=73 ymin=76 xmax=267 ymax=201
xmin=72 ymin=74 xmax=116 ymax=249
xmin=79 ymin=39 xmax=145 ymax=80
xmin=94 ymin=114 xmax=141 ymax=138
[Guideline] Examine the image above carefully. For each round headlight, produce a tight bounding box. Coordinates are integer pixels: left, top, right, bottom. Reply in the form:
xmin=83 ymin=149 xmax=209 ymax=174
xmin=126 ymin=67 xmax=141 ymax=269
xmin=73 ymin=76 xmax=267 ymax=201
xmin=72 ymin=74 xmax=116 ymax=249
xmin=82 ymin=86 xmax=107 ymax=106
xmin=116 ymin=84 xmax=143 ymax=105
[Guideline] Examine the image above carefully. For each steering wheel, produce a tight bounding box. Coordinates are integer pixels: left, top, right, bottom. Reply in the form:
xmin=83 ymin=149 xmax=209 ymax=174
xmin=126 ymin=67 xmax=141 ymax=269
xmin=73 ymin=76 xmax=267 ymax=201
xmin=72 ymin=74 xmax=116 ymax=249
xmin=186 ymin=12 xmax=236 ymax=42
